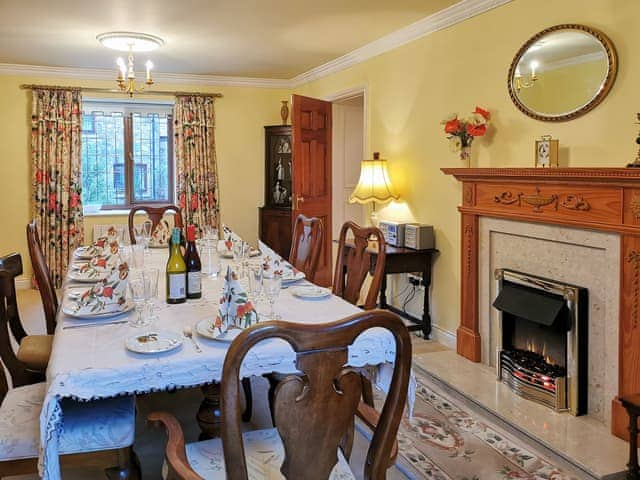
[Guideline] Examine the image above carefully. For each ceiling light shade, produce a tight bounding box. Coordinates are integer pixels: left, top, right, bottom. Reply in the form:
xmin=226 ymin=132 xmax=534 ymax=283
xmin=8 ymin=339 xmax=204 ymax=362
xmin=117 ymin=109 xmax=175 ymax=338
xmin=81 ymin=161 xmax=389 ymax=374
xmin=97 ymin=32 xmax=165 ymax=52
xmin=349 ymin=152 xmax=400 ymax=205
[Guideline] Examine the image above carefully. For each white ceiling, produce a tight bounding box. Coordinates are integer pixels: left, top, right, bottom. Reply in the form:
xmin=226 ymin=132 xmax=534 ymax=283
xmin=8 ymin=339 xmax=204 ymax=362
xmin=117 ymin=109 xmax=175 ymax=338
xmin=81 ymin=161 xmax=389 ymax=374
xmin=0 ymin=0 xmax=458 ymax=79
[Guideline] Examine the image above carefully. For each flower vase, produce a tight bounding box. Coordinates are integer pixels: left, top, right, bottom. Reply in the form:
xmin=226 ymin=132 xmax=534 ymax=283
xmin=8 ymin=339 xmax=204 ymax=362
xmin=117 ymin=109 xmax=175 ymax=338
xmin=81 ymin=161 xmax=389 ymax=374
xmin=280 ymin=101 xmax=289 ymax=125
xmin=460 ymin=146 xmax=472 ymax=168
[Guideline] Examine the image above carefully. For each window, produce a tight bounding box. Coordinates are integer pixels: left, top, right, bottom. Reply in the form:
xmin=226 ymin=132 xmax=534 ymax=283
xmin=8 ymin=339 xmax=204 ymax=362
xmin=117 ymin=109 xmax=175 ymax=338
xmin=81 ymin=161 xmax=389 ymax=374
xmin=81 ymin=101 xmax=173 ymax=209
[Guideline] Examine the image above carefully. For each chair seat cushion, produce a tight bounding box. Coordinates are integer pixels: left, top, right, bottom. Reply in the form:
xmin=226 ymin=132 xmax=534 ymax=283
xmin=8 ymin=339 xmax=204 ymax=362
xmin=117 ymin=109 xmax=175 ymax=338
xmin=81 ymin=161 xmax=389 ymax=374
xmin=182 ymin=428 xmax=355 ymax=479
xmin=16 ymin=334 xmax=53 ymax=370
xmin=0 ymin=382 xmax=135 ymax=461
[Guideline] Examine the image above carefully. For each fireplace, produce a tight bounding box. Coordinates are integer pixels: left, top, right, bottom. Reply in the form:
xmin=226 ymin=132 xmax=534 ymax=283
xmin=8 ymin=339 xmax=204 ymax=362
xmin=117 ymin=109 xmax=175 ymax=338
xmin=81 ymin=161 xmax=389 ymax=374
xmin=493 ymin=269 xmax=588 ymax=415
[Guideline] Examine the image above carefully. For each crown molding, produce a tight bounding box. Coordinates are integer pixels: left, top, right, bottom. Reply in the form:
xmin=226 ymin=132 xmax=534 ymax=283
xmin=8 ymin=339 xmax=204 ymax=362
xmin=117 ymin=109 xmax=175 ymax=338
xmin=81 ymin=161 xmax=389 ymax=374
xmin=290 ymin=0 xmax=513 ymax=87
xmin=0 ymin=0 xmax=512 ymax=90
xmin=0 ymin=63 xmax=291 ymax=89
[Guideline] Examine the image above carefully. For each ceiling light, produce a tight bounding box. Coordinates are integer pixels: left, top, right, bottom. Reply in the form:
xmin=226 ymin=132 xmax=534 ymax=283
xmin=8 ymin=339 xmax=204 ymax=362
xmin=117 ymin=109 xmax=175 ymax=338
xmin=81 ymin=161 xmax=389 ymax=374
xmin=96 ymin=31 xmax=164 ymax=52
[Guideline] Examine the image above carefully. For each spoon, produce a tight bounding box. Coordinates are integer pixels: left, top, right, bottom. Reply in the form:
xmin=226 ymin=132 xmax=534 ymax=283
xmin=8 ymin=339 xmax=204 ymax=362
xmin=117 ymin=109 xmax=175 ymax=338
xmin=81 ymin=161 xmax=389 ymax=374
xmin=182 ymin=326 xmax=202 ymax=353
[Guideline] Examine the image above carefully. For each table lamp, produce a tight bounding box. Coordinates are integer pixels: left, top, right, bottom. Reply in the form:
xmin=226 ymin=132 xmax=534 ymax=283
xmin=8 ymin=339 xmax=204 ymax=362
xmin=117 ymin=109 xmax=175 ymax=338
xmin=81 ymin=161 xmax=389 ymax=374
xmin=349 ymin=152 xmax=400 ymax=226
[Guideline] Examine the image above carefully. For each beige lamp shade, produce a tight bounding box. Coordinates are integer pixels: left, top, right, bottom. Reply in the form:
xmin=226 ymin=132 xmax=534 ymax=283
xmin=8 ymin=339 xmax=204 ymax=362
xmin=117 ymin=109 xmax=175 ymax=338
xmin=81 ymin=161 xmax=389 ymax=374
xmin=349 ymin=152 xmax=400 ymax=204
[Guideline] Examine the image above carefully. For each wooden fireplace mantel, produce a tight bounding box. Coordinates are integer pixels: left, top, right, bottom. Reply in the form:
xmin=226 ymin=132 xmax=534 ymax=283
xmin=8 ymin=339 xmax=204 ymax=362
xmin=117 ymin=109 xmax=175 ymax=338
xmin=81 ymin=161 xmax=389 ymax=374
xmin=441 ymin=167 xmax=640 ymax=441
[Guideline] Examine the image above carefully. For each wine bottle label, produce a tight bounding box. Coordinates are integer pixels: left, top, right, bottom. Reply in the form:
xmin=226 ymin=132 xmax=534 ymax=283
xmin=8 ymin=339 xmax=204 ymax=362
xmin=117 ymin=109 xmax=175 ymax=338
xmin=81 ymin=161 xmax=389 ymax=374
xmin=168 ymin=273 xmax=186 ymax=299
xmin=188 ymin=271 xmax=201 ymax=294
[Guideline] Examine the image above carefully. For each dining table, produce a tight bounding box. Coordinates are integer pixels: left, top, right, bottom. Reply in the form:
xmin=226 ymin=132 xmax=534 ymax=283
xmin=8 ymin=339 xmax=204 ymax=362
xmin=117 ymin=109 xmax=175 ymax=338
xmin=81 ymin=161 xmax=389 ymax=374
xmin=39 ymin=239 xmax=403 ymax=479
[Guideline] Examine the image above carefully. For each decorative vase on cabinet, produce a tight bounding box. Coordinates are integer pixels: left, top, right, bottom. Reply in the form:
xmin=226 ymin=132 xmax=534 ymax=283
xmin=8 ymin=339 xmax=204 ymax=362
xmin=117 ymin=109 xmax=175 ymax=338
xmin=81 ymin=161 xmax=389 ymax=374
xmin=259 ymin=125 xmax=293 ymax=258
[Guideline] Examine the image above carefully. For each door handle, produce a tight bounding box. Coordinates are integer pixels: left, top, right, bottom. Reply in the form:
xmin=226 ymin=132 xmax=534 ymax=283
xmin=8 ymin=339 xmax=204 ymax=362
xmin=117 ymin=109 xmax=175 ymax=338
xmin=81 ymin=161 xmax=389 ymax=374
xmin=295 ymin=195 xmax=305 ymax=209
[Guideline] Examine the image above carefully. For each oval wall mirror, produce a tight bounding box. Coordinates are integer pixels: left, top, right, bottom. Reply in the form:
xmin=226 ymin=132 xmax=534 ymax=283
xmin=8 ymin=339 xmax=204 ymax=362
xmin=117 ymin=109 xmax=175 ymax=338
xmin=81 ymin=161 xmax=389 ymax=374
xmin=508 ymin=24 xmax=617 ymax=122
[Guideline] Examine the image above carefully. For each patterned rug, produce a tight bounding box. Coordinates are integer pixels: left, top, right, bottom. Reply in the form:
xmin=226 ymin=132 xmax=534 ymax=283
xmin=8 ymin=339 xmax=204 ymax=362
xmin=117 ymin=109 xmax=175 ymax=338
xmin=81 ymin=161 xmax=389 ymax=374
xmin=392 ymin=366 xmax=580 ymax=480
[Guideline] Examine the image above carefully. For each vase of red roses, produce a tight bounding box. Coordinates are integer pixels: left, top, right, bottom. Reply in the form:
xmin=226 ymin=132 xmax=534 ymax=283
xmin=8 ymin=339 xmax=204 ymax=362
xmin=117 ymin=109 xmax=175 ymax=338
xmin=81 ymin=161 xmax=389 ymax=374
xmin=442 ymin=107 xmax=490 ymax=167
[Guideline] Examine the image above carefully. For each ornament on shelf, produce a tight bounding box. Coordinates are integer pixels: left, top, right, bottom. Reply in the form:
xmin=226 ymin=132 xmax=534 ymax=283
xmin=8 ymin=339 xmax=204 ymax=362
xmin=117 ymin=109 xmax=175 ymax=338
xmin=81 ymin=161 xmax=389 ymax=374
xmin=280 ymin=100 xmax=289 ymax=125
xmin=442 ymin=106 xmax=490 ymax=167
xmin=535 ymin=135 xmax=559 ymax=167
xmin=627 ymin=113 xmax=640 ymax=168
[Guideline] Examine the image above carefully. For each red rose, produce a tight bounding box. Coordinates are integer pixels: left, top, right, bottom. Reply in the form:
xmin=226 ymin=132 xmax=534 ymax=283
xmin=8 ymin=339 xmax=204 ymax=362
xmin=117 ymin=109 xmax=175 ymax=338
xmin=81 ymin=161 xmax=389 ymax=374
xmin=103 ymin=286 xmax=113 ymax=298
xmin=444 ymin=119 xmax=461 ymax=134
xmin=48 ymin=193 xmax=57 ymax=210
xmin=190 ymin=193 xmax=198 ymax=210
xmin=467 ymin=124 xmax=487 ymax=137
xmin=473 ymin=106 xmax=490 ymax=121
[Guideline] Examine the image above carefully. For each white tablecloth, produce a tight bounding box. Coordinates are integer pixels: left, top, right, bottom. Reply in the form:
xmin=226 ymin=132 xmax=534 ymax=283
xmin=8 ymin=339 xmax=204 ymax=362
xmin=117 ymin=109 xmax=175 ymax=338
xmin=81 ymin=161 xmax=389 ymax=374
xmin=39 ymin=242 xmax=398 ymax=479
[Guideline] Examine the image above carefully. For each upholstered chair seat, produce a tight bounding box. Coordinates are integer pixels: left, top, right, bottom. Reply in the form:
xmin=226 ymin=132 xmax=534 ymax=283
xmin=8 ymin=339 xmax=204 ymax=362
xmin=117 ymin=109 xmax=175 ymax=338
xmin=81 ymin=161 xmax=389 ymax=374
xmin=175 ymin=428 xmax=355 ymax=480
xmin=16 ymin=334 xmax=53 ymax=371
xmin=0 ymin=382 xmax=135 ymax=461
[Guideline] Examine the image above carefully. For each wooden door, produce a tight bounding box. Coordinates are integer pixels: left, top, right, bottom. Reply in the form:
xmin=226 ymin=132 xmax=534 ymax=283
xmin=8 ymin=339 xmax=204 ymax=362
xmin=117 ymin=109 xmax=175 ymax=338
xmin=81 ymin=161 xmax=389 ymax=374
xmin=291 ymin=94 xmax=332 ymax=286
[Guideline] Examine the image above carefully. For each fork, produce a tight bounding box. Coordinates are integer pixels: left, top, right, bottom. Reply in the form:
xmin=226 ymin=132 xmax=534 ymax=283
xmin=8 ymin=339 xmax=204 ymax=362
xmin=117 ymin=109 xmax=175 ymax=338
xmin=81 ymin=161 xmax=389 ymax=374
xmin=182 ymin=326 xmax=203 ymax=353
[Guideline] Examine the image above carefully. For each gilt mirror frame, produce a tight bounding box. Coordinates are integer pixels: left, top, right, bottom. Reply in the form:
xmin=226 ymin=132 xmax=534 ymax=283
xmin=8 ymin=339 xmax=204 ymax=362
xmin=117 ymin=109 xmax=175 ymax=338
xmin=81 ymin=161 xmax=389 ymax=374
xmin=507 ymin=24 xmax=618 ymax=122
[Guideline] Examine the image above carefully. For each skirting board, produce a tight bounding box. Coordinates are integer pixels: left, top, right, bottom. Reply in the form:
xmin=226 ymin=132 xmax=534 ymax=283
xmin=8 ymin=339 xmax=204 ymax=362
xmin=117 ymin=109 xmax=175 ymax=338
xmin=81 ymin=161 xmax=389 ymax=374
xmin=430 ymin=323 xmax=456 ymax=350
xmin=15 ymin=277 xmax=31 ymax=290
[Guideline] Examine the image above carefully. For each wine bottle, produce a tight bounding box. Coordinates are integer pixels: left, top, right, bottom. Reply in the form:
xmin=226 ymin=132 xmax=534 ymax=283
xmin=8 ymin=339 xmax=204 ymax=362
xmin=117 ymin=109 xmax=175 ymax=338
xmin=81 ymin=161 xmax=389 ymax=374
xmin=185 ymin=225 xmax=202 ymax=299
xmin=166 ymin=227 xmax=187 ymax=304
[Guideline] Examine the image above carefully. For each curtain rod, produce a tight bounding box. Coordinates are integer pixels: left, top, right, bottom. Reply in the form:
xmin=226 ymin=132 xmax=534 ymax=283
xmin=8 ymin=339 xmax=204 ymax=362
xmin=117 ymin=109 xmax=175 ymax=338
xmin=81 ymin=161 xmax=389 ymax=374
xmin=20 ymin=84 xmax=223 ymax=98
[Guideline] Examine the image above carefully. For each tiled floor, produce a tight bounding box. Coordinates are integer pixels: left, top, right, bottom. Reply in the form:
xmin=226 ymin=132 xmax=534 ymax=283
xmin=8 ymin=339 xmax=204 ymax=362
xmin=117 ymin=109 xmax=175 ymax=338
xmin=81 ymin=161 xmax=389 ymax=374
xmin=12 ymin=288 xmax=430 ymax=479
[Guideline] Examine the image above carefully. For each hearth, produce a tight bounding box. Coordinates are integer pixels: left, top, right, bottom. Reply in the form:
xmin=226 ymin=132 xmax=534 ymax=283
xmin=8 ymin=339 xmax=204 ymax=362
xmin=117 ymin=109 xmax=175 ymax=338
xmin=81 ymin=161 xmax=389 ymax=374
xmin=493 ymin=269 xmax=588 ymax=415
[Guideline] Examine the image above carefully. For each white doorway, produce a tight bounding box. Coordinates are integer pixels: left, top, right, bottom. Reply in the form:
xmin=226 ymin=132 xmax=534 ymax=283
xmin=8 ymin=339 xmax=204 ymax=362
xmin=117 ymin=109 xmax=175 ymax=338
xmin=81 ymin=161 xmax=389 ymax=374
xmin=331 ymin=93 xmax=366 ymax=244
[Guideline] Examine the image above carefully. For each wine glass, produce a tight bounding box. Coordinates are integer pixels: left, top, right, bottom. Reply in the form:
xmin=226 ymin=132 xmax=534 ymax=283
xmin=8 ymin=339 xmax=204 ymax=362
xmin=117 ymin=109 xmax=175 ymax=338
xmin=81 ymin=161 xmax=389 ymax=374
xmin=263 ymin=273 xmax=281 ymax=320
xmin=144 ymin=268 xmax=159 ymax=322
xmin=128 ymin=277 xmax=150 ymax=328
xmin=142 ymin=219 xmax=153 ymax=253
xmin=248 ymin=265 xmax=263 ymax=301
xmin=133 ymin=223 xmax=145 ymax=246
xmin=131 ymin=244 xmax=145 ymax=269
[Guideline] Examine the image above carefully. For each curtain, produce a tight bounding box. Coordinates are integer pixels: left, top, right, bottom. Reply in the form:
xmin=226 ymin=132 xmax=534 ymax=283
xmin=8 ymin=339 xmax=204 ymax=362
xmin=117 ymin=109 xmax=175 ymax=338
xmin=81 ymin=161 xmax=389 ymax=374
xmin=31 ymin=88 xmax=84 ymax=288
xmin=173 ymin=95 xmax=220 ymax=232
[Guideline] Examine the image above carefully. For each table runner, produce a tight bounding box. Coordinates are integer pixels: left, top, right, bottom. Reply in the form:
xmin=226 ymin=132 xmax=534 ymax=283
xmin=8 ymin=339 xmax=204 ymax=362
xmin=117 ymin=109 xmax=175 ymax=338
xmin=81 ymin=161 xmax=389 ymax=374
xmin=39 ymin=242 xmax=398 ymax=479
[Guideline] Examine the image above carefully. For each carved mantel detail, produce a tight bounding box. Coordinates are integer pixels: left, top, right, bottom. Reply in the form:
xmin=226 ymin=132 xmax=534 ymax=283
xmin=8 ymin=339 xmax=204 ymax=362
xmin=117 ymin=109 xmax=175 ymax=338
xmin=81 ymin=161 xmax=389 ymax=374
xmin=441 ymin=167 xmax=640 ymax=442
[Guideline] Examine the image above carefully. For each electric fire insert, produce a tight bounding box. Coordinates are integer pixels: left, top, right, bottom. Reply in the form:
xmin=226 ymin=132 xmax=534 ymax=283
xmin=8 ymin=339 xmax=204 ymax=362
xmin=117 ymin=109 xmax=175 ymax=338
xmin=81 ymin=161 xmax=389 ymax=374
xmin=493 ymin=269 xmax=588 ymax=415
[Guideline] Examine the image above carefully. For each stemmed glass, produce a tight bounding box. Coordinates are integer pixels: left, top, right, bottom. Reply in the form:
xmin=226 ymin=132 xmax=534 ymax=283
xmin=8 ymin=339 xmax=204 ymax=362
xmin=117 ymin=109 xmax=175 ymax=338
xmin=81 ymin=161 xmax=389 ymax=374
xmin=144 ymin=268 xmax=159 ymax=322
xmin=128 ymin=276 xmax=151 ymax=328
xmin=248 ymin=265 xmax=263 ymax=301
xmin=232 ymin=239 xmax=248 ymax=276
xmin=263 ymin=273 xmax=281 ymax=320
xmin=142 ymin=219 xmax=153 ymax=254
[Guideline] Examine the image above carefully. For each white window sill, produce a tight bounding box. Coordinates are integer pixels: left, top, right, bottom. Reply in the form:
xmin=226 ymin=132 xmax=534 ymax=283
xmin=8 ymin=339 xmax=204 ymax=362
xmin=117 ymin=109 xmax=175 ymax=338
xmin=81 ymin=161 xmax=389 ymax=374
xmin=83 ymin=209 xmax=131 ymax=217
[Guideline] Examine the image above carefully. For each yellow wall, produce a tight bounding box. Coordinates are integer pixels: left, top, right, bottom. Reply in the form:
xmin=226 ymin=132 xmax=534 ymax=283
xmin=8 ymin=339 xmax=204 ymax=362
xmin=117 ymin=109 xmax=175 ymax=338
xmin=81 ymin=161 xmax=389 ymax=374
xmin=294 ymin=0 xmax=639 ymax=335
xmin=0 ymin=74 xmax=288 ymax=281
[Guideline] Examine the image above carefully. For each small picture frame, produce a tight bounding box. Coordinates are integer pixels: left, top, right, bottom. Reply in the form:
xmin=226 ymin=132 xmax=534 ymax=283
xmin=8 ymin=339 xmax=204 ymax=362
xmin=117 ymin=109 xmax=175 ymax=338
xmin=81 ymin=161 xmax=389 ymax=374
xmin=535 ymin=135 xmax=559 ymax=167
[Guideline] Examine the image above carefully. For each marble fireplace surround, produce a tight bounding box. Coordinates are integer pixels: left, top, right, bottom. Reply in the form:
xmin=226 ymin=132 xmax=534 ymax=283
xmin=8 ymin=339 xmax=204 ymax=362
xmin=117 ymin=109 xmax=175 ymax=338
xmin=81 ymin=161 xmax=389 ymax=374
xmin=478 ymin=217 xmax=619 ymax=426
xmin=441 ymin=167 xmax=640 ymax=441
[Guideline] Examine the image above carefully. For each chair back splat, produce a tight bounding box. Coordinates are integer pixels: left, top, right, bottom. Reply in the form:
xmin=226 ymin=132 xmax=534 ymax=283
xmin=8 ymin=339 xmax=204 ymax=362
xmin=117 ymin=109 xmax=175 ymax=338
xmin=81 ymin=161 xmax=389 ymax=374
xmin=288 ymin=214 xmax=324 ymax=283
xmin=333 ymin=221 xmax=386 ymax=310
xmin=221 ymin=310 xmax=411 ymax=480
xmin=26 ymin=221 xmax=58 ymax=334
xmin=128 ymin=204 xmax=184 ymax=245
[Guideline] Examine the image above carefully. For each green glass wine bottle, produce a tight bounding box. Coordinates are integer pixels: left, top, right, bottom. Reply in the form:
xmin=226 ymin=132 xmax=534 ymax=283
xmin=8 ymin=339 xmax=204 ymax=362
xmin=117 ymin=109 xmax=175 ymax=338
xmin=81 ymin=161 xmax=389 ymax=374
xmin=166 ymin=227 xmax=187 ymax=304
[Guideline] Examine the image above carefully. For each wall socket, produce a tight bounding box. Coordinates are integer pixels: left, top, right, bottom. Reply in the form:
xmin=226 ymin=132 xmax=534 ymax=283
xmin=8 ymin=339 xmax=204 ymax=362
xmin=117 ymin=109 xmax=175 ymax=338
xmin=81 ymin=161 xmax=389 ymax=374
xmin=407 ymin=273 xmax=425 ymax=289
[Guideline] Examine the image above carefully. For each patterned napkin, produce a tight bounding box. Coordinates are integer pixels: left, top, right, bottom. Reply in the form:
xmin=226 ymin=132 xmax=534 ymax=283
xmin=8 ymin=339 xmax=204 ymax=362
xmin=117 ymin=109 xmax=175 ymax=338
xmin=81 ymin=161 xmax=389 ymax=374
xmin=150 ymin=219 xmax=171 ymax=247
xmin=71 ymin=263 xmax=130 ymax=315
xmin=262 ymin=254 xmax=284 ymax=278
xmin=212 ymin=266 xmax=258 ymax=334
xmin=86 ymin=237 xmax=119 ymax=257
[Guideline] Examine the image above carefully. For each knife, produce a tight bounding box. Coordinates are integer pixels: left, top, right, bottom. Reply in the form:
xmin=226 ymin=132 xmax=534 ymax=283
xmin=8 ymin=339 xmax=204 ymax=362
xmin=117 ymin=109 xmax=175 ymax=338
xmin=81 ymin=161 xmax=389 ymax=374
xmin=63 ymin=319 xmax=128 ymax=330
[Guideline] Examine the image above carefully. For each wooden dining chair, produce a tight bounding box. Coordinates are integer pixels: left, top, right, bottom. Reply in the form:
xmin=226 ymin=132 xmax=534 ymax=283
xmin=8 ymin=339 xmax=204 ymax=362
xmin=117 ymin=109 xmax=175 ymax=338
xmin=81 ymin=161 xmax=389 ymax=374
xmin=128 ymin=205 xmax=184 ymax=245
xmin=149 ymin=309 xmax=411 ymax=480
xmin=26 ymin=221 xmax=58 ymax=335
xmin=0 ymin=252 xmax=52 ymax=378
xmin=0 ymin=264 xmax=140 ymax=478
xmin=333 ymin=221 xmax=387 ymax=311
xmin=288 ymin=214 xmax=324 ymax=283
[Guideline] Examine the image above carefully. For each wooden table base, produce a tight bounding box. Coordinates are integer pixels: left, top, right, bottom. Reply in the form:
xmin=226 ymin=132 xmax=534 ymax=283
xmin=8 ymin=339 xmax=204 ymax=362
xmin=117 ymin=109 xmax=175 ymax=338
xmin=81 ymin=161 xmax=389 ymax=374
xmin=197 ymin=383 xmax=222 ymax=440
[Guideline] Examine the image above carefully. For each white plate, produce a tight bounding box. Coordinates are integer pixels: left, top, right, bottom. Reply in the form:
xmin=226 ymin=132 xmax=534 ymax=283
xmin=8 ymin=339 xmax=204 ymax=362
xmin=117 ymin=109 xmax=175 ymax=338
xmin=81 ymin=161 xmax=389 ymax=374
xmin=125 ymin=330 xmax=183 ymax=354
xmin=68 ymin=269 xmax=109 ymax=282
xmin=195 ymin=318 xmax=243 ymax=342
xmin=219 ymin=249 xmax=261 ymax=259
xmin=281 ymin=270 xmax=306 ymax=283
xmin=62 ymin=298 xmax=134 ymax=319
xmin=74 ymin=247 xmax=97 ymax=260
xmin=290 ymin=285 xmax=332 ymax=299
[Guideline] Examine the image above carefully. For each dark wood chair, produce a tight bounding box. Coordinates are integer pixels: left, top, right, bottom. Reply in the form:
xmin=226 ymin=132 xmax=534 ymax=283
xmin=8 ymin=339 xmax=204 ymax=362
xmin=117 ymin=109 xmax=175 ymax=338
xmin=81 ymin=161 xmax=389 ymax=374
xmin=288 ymin=214 xmax=324 ymax=283
xmin=149 ymin=309 xmax=411 ymax=480
xmin=26 ymin=221 xmax=58 ymax=335
xmin=620 ymin=395 xmax=640 ymax=479
xmin=128 ymin=205 xmax=184 ymax=245
xmin=333 ymin=221 xmax=387 ymax=311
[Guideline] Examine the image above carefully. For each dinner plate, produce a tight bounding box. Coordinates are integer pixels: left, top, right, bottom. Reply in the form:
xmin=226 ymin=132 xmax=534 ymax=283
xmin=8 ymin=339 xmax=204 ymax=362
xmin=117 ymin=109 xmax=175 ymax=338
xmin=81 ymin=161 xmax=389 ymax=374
xmin=290 ymin=285 xmax=332 ymax=300
xmin=74 ymin=247 xmax=97 ymax=260
xmin=195 ymin=318 xmax=243 ymax=342
xmin=219 ymin=249 xmax=261 ymax=259
xmin=62 ymin=298 xmax=134 ymax=319
xmin=67 ymin=269 xmax=110 ymax=282
xmin=125 ymin=330 xmax=182 ymax=354
xmin=281 ymin=270 xmax=306 ymax=284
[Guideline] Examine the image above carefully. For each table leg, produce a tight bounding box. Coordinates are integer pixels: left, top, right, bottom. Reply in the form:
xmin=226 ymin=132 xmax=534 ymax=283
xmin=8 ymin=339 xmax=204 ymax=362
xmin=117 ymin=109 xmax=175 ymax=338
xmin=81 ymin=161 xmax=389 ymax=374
xmin=197 ymin=383 xmax=222 ymax=440
xmin=380 ymin=274 xmax=388 ymax=309
xmin=422 ymin=258 xmax=433 ymax=338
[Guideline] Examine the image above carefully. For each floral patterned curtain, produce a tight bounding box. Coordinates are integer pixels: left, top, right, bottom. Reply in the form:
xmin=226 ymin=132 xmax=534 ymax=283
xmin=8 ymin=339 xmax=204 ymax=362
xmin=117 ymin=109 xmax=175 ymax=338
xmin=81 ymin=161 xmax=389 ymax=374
xmin=31 ymin=88 xmax=84 ymax=288
xmin=174 ymin=95 xmax=220 ymax=232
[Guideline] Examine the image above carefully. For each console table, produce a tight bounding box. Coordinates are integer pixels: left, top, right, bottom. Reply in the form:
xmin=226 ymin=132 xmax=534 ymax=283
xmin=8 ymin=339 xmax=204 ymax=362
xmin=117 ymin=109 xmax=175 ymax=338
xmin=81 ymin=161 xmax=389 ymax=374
xmin=341 ymin=241 xmax=438 ymax=337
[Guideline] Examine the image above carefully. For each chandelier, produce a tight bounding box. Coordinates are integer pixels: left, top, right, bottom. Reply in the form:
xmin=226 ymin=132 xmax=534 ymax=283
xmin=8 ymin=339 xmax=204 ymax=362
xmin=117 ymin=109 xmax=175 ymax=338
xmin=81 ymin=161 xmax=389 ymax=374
xmin=97 ymin=32 xmax=165 ymax=97
xmin=514 ymin=60 xmax=539 ymax=92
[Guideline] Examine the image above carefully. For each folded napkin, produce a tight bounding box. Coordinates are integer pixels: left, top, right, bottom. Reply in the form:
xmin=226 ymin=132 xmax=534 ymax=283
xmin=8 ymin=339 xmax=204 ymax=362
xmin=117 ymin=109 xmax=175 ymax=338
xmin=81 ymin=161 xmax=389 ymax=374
xmin=262 ymin=254 xmax=284 ymax=278
xmin=86 ymin=236 xmax=119 ymax=257
xmin=150 ymin=219 xmax=171 ymax=247
xmin=71 ymin=263 xmax=130 ymax=315
xmin=212 ymin=266 xmax=258 ymax=334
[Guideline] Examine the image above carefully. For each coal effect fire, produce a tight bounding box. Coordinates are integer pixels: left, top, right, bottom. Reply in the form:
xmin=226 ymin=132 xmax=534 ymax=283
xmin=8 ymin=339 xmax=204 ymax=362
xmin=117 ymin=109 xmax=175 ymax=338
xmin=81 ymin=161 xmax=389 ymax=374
xmin=503 ymin=349 xmax=566 ymax=378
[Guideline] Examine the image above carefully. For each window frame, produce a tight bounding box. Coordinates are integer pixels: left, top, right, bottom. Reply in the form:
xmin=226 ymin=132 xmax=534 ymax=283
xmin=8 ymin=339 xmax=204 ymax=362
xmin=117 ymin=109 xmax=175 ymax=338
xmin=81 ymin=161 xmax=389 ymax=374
xmin=82 ymin=100 xmax=174 ymax=211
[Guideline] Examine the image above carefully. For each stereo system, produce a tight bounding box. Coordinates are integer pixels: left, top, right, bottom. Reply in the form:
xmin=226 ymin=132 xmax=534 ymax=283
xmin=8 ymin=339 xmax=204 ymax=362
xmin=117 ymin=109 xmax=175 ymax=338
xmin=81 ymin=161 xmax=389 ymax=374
xmin=378 ymin=221 xmax=435 ymax=250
